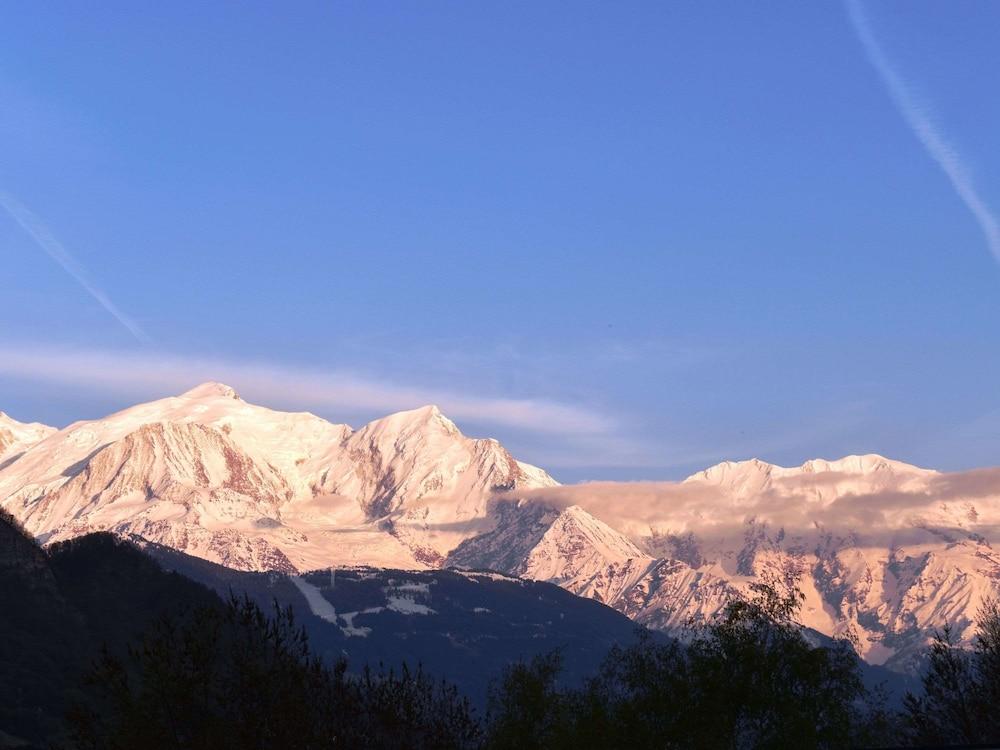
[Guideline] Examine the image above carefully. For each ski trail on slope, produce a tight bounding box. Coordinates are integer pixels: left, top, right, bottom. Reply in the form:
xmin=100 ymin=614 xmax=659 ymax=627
xmin=289 ymin=574 xmax=372 ymax=637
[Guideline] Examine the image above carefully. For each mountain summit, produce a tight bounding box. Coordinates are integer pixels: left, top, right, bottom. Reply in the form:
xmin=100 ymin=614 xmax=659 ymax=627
xmin=180 ymin=381 xmax=242 ymax=400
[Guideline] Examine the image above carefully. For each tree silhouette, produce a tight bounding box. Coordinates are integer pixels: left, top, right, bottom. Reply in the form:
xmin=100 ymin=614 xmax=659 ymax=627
xmin=69 ymin=594 xmax=481 ymax=750
xmin=902 ymin=598 xmax=1000 ymax=745
xmin=485 ymin=568 xmax=881 ymax=750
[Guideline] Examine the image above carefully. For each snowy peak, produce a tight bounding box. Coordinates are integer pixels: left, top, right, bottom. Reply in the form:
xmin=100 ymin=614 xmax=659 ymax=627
xmin=0 ymin=410 xmax=55 ymax=435
xmin=359 ymin=404 xmax=458 ymax=439
xmin=684 ymin=453 xmax=932 ymax=495
xmin=683 ymin=458 xmax=778 ymax=493
xmin=321 ymin=403 xmax=555 ymax=521
xmin=180 ymin=381 xmax=242 ymax=400
xmin=0 ymin=411 xmax=56 ymax=463
xmin=557 ymin=505 xmax=647 ymax=559
xmin=519 ymin=504 xmax=650 ymax=584
xmin=797 ymin=453 xmax=929 ymax=476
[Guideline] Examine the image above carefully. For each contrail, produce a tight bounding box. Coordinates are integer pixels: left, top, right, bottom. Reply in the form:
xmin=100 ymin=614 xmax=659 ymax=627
xmin=845 ymin=0 xmax=1000 ymax=264
xmin=0 ymin=192 xmax=151 ymax=343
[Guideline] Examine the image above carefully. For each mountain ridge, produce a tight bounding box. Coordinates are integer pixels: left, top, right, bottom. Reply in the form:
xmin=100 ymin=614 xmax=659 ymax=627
xmin=3 ymin=384 xmax=999 ymax=673
xmin=0 ymin=383 xmax=556 ymax=572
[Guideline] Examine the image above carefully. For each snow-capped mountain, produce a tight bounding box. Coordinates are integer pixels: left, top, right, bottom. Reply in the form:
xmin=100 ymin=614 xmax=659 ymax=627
xmin=4 ymin=385 xmax=1000 ymax=673
xmin=0 ymin=383 xmax=555 ymax=573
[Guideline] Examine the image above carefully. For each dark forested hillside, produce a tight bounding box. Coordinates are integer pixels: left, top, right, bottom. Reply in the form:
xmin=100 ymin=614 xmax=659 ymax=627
xmin=139 ymin=540 xmax=647 ymax=706
xmin=0 ymin=521 xmax=644 ymax=747
xmin=0 ymin=513 xmax=222 ymax=747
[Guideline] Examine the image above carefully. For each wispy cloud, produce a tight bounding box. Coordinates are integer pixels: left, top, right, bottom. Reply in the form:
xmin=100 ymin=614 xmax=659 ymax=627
xmin=0 ymin=343 xmax=614 ymax=436
xmin=845 ymin=0 xmax=1000 ymax=263
xmin=0 ymin=193 xmax=151 ymax=343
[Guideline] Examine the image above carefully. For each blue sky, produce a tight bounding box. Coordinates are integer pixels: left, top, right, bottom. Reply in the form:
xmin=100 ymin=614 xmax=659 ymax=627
xmin=3 ymin=1 xmax=1000 ymax=481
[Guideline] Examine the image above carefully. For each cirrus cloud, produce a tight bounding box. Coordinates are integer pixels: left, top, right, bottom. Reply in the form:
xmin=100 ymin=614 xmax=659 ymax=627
xmin=0 ymin=342 xmax=614 ymax=436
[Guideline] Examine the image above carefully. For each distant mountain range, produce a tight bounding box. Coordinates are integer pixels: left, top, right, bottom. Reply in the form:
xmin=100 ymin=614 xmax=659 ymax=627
xmin=4 ymin=383 xmax=999 ymax=673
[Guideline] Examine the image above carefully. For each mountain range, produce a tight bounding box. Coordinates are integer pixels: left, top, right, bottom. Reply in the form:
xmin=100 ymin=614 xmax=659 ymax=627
xmin=3 ymin=383 xmax=999 ymax=673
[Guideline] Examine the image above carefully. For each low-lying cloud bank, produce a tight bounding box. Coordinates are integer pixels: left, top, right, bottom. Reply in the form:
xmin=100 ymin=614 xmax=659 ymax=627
xmin=0 ymin=344 xmax=614 ymax=436
xmin=502 ymin=465 xmax=1000 ymax=542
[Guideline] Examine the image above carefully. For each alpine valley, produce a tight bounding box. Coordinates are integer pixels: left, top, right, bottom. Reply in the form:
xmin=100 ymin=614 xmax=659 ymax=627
xmin=3 ymin=383 xmax=999 ymax=674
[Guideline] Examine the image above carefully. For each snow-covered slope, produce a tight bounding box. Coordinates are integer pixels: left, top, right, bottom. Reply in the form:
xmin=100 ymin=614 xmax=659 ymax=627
xmin=0 ymin=384 xmax=555 ymax=572
xmin=0 ymin=411 xmax=55 ymax=468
